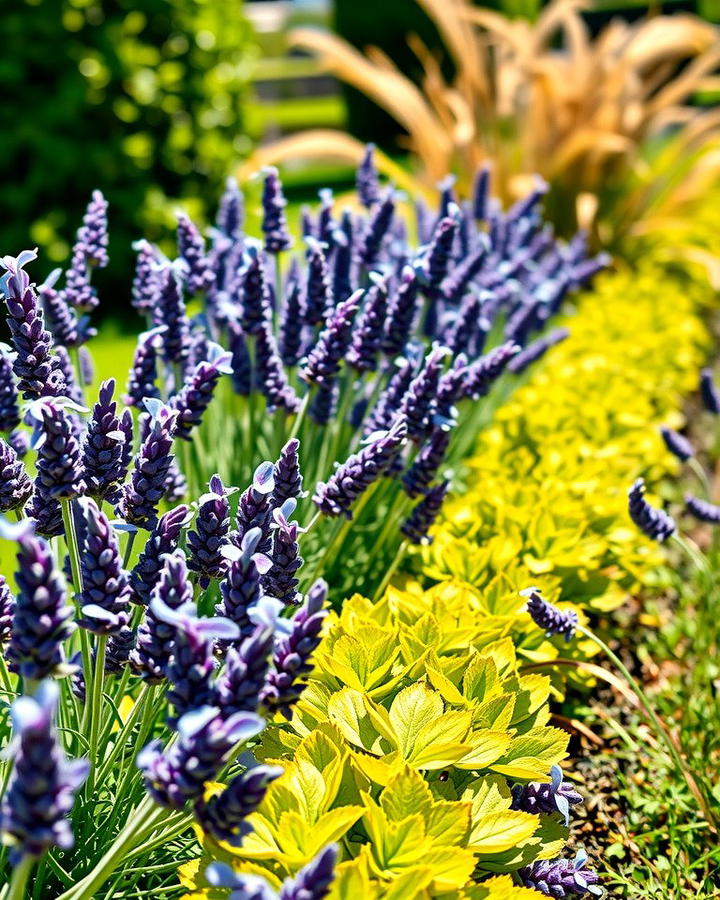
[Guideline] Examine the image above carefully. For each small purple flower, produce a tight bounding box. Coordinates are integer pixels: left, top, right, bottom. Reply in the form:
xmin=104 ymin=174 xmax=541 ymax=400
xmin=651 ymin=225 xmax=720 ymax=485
xmin=628 ymin=478 xmax=676 ymax=543
xmin=300 ymin=290 xmax=361 ymax=388
xmin=205 ymin=844 xmax=338 ymax=900
xmin=507 ymin=328 xmax=569 ymax=375
xmin=154 ymin=266 xmax=191 ymax=365
xmin=164 ymin=457 xmax=188 ymax=503
xmin=0 ymin=682 xmax=89 ymax=862
xmin=7 ymin=526 xmax=75 ymax=680
xmin=278 ymin=258 xmax=304 ymax=367
xmin=119 ymin=400 xmax=178 ymax=530
xmin=30 ymin=398 xmax=86 ymax=500
xmin=0 ymin=347 xmax=20 ymax=432
xmin=435 ymin=353 xmax=468 ymax=421
xmin=524 ymin=589 xmax=578 ymax=642
xmin=357 ymin=143 xmax=381 ymax=209
xmin=235 ymin=463 xmax=275 ymax=555
xmin=382 ymin=266 xmax=420 ymax=357
xmin=63 ymin=245 xmax=98 ymax=313
xmin=188 ymin=475 xmax=231 ymax=587
xmin=402 ymin=427 xmax=450 ymax=498
xmin=1 ymin=250 xmax=66 ymax=399
xmin=364 ymin=359 xmax=414 ymax=435
xmin=265 ymin=500 xmax=304 ymax=606
xmin=260 ymin=578 xmax=328 ymax=718
xmin=125 ymin=327 xmax=164 ymax=406
xmin=317 ymin=188 xmax=336 ymax=249
xmin=511 ymin=765 xmax=583 ymax=824
xmin=82 ymin=379 xmax=127 ymax=499
xmin=77 ymin=498 xmax=131 ymax=635
xmin=129 ymin=505 xmax=191 ymax=606
xmin=177 ymin=211 xmax=215 ymax=295
xmin=520 ymin=850 xmax=601 ymax=898
xmin=8 ymin=428 xmax=29 ymax=458
xmin=358 ymin=188 xmax=395 ymax=267
xmin=472 ymin=163 xmax=492 ymax=221
xmin=40 ymin=282 xmax=80 ymax=348
xmin=398 ymin=345 xmax=449 ymax=443
xmin=400 ymin=479 xmax=449 ymax=545
xmin=79 ymin=346 xmax=94 ymax=384
xmin=138 ymin=706 xmax=264 ymax=809
xmin=463 ymin=341 xmax=520 ymax=400
xmin=441 ymin=239 xmax=489 ymax=305
xmin=422 ymin=213 xmax=458 ymax=299
xmin=271 ymin=438 xmax=304 ymax=508
xmin=53 ymin=345 xmax=83 ymax=404
xmin=195 ymin=764 xmax=283 ymax=846
xmin=261 ymin=167 xmax=293 ymax=254
xmin=253 ymin=321 xmax=301 ymax=414
xmin=131 ymin=240 xmax=160 ymax=314
xmin=303 ymin=237 xmax=333 ymax=326
xmin=700 ymin=369 xmax=720 ymax=414
xmin=171 ymin=342 xmax=232 ymax=441
xmin=0 ymin=574 xmax=16 ymax=644
xmin=660 ymin=427 xmax=694 ymax=462
xmin=332 ymin=210 xmax=354 ymax=303
xmin=216 ymin=176 xmax=244 ymax=241
xmin=313 ymin=418 xmax=408 ymax=518
xmin=214 ymin=624 xmax=274 ymax=716
xmin=27 ymin=483 xmax=63 ymax=538
xmin=77 ymin=189 xmax=109 ymax=268
xmin=105 ymin=624 xmax=135 ymax=674
xmin=347 ymin=273 xmax=389 ymax=373
xmin=216 ymin=530 xmax=272 ymax=641
xmin=0 ymin=437 xmax=33 ymax=513
xmin=685 ymin=494 xmax=720 ymax=525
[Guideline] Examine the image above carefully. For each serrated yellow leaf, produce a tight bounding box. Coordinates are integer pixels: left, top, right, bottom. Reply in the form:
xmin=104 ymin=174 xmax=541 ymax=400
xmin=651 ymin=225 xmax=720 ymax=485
xmin=454 ymin=730 xmax=513 ymax=770
xmin=363 ymin=801 xmax=428 ymax=874
xmin=277 ymin=806 xmax=365 ymax=865
xmin=512 ymin=674 xmax=552 ymax=724
xmin=490 ymin=727 xmax=568 ymax=780
xmin=421 ymin=846 xmax=479 ymax=890
xmin=470 ymin=873 xmax=546 ymax=899
xmin=468 ymin=810 xmax=539 ymax=854
xmin=380 ymin=766 xmax=434 ymax=822
xmin=426 ymin=657 xmax=467 ymax=706
xmin=473 ymin=694 xmax=516 ymax=731
xmin=349 ymin=749 xmax=405 ymax=786
xmin=389 ymin=684 xmax=445 ymax=758
xmin=329 ymin=855 xmax=379 ymax=900
xmin=326 ymin=688 xmax=387 ymax=755
xmin=463 ymin=654 xmax=501 ymax=705
xmin=424 ymin=800 xmax=472 ymax=847
xmin=381 ymin=867 xmax=435 ymax=899
xmin=479 ymin=638 xmax=517 ymax=679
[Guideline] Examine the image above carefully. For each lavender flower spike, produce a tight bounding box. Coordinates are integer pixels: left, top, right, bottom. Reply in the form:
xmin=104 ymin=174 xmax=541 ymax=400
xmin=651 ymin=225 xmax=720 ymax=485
xmin=402 ymin=427 xmax=450 ymax=498
xmin=313 ymin=418 xmax=408 ymax=518
xmin=507 ymin=328 xmax=570 ymax=375
xmin=463 ymin=341 xmax=520 ymax=400
xmin=77 ymin=189 xmax=109 ymax=268
xmin=347 ymin=273 xmax=389 ymax=373
xmin=0 ymin=575 xmax=15 ymax=644
xmin=30 ymin=398 xmax=86 ymax=500
xmin=359 ymin=187 xmax=395 ymax=267
xmin=278 ymin=258 xmax=303 ymax=367
xmin=382 ymin=265 xmax=420 ymax=357
xmin=660 ymin=426 xmax=694 ymax=462
xmin=523 ymin=589 xmax=578 ymax=642
xmin=129 ymin=505 xmax=191 ymax=607
xmin=357 ymin=143 xmax=381 ymax=208
xmin=628 ymin=478 xmax=676 ymax=543
xmin=217 ymin=176 xmax=244 ymax=240
xmin=125 ymin=327 xmax=164 ymax=406
xmin=131 ymin=240 xmax=160 ymax=313
xmin=254 ymin=320 xmax=301 ymax=414
xmin=271 ymin=438 xmax=304 ymax=508
xmin=194 ymin=764 xmax=283 ymax=846
xmin=155 ymin=265 xmax=191 ymax=365
xmin=177 ymin=211 xmax=214 ymax=295
xmin=700 ymin=369 xmax=720 ymax=414
xmin=260 ymin=578 xmax=328 ymax=718
xmin=520 ymin=850 xmax=601 ymax=897
xmin=215 ymin=625 xmax=274 ymax=715
xmin=119 ymin=399 xmax=178 ymax=530
xmin=188 ymin=474 xmax=231 ymax=587
xmin=401 ymin=479 xmax=450 ymax=545
xmin=265 ymin=500 xmax=304 ymax=606
xmin=82 ymin=378 xmax=127 ymax=499
xmin=206 ymin=844 xmax=338 ymax=900
xmin=0 ymin=346 xmax=21 ymax=432
xmin=303 ymin=237 xmax=333 ymax=326
xmin=0 ymin=438 xmax=33 ymax=513
xmin=235 ymin=461 xmax=275 ymax=554
xmin=685 ymin=494 xmax=720 ymax=525
xmin=77 ymin=498 xmax=131 ymax=635
xmin=7 ymin=526 xmax=75 ymax=680
xmin=1 ymin=250 xmax=66 ymax=398
xmin=511 ymin=765 xmax=583 ymax=825
xmin=0 ymin=682 xmax=89 ymax=862
xmin=171 ymin=342 xmax=233 ymax=441
xmin=215 ymin=530 xmax=272 ymax=640
xmin=138 ymin=706 xmax=264 ymax=809
xmin=300 ymin=290 xmax=362 ymax=388
xmin=261 ymin=166 xmax=293 ymax=254
xmin=398 ymin=345 xmax=449 ymax=442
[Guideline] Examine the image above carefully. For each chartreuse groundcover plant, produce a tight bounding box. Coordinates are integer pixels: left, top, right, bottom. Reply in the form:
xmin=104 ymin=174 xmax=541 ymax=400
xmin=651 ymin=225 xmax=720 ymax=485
xmin=0 ymin=155 xmax=605 ymax=897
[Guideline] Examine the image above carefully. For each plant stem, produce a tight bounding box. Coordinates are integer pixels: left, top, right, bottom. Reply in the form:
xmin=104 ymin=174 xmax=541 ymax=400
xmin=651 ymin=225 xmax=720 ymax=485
xmin=86 ymin=635 xmax=108 ymax=797
xmin=688 ymin=456 xmax=713 ymax=498
xmin=61 ymin=499 xmax=93 ymax=731
xmin=372 ymin=540 xmax=408 ymax=601
xmin=672 ymin=533 xmax=712 ymax=576
xmin=4 ymin=854 xmax=36 ymax=900
xmin=122 ymin=530 xmax=137 ymax=569
xmin=288 ymin=390 xmax=311 ymax=443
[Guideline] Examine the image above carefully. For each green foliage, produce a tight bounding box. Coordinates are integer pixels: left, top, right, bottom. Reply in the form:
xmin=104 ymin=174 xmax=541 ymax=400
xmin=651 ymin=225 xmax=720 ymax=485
xmin=1 ymin=0 xmax=252 ymax=310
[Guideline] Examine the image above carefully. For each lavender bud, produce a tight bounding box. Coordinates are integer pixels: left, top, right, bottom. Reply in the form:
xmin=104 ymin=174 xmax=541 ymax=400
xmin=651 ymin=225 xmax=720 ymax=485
xmin=347 ymin=274 xmax=389 ymax=373
xmin=236 ymin=463 xmax=275 ymax=554
xmin=628 ymin=478 xmax=676 ymax=543
xmin=507 ymin=328 xmax=569 ymax=375
xmin=188 ymin=475 xmax=231 ymax=587
xmin=524 ymin=590 xmax=578 ymax=642
xmin=171 ymin=343 xmax=232 ymax=441
xmin=7 ymin=529 xmax=75 ymax=680
xmin=40 ymin=283 xmax=80 ymax=348
xmin=511 ymin=766 xmax=583 ymax=824
xmin=271 ymin=438 xmax=304 ymax=508
xmin=177 ymin=212 xmax=215 ymax=295
xmin=217 ymin=176 xmax=244 ymax=240
xmin=215 ymin=625 xmax=273 ymax=715
xmin=0 ymin=348 xmax=20 ymax=432
xmin=130 ymin=505 xmax=191 ymax=606
xmin=364 ymin=359 xmax=414 ymax=435
xmin=423 ymin=214 xmax=458 ymax=298
xmin=332 ymin=210 xmax=354 ymax=303
xmin=463 ymin=342 xmax=519 ymax=400
xmin=382 ymin=266 xmax=420 ymax=357
xmin=227 ymin=322 xmax=252 ymax=395
xmin=164 ymin=457 xmax=188 ymax=503
xmin=77 ymin=190 xmax=109 ymax=268
xmin=520 ymin=850 xmax=601 ymax=898
xmin=82 ymin=379 xmax=126 ymax=499
xmin=660 ymin=426 xmax=694 ymax=462
xmin=357 ymin=144 xmax=381 ymax=208
xmin=155 ymin=266 xmax=191 ymax=365
xmin=125 ymin=328 xmax=163 ymax=406
xmin=63 ymin=246 xmax=98 ymax=312
xmin=401 ymin=479 xmax=449 ymax=544
xmin=685 ymin=494 xmax=720 ymax=525
xmin=0 ymin=438 xmax=33 ymax=513
xmin=309 ymin=382 xmax=338 ymax=426
xmin=260 ymin=578 xmax=328 ymax=718
xmin=278 ymin=258 xmax=304 ymax=367
xmin=265 ymin=501 xmax=304 ymax=606
xmin=398 ymin=346 xmax=448 ymax=442
xmin=77 ymin=498 xmax=131 ymax=635
xmin=300 ymin=290 xmax=361 ymax=388
xmin=195 ymin=764 xmax=282 ymax=846
xmin=0 ymin=682 xmax=89 ymax=861
xmin=279 ymin=843 xmax=338 ymax=900
xmin=1 ymin=251 xmax=66 ymax=398
xmin=261 ymin=167 xmax=293 ymax=254
xmin=472 ymin=163 xmax=492 ymax=221
xmin=402 ymin=427 xmax=450 ymax=497
xmin=303 ymin=238 xmax=332 ymax=326
xmin=53 ymin=345 xmax=83 ymax=404
xmin=105 ymin=624 xmax=135 ymax=674
xmin=8 ymin=428 xmax=29 ymax=458
xmin=313 ymin=418 xmax=407 ymax=518
xmin=700 ymin=369 xmax=720 ymax=414
xmin=131 ymin=240 xmax=160 ymax=313
xmin=31 ymin=398 xmax=86 ymax=499
xmin=0 ymin=575 xmax=16 ymax=644
xmin=119 ymin=400 xmax=178 ymax=530
xmin=441 ymin=240 xmax=489 ymax=305
xmin=79 ymin=346 xmax=94 ymax=384
xmin=27 ymin=483 xmax=63 ymax=538
xmin=359 ymin=189 xmax=395 ymax=267
xmin=138 ymin=706 xmax=264 ymax=809
xmin=254 ymin=320 xmax=301 ymax=414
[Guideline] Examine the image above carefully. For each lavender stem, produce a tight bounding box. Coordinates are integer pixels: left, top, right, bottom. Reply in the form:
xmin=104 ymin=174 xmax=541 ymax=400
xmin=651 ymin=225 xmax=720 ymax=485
xmin=372 ymin=539 xmax=408 ymax=602
xmin=6 ymin=854 xmax=35 ymax=900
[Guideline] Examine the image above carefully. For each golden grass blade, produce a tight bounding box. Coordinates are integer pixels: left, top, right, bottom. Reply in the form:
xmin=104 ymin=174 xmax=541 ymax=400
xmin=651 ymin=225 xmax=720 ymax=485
xmin=645 ymin=45 xmax=720 ymax=117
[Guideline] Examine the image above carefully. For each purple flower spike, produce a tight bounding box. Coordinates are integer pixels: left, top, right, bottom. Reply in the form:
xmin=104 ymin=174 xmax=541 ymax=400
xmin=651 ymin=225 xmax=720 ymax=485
xmin=685 ymin=494 xmax=720 ymax=525
xmin=660 ymin=427 xmax=694 ymax=462
xmin=254 ymin=320 xmax=301 ymax=414
xmin=0 ymin=438 xmax=33 ymax=513
xmin=279 ymin=843 xmax=338 ymax=900
xmin=195 ymin=764 xmax=283 ymax=846
xmin=473 ymin=163 xmax=492 ymax=221
xmin=40 ymin=282 xmax=80 ymax=348
xmin=271 ymin=438 xmax=304 ymax=508
xmin=227 ymin=322 xmax=252 ymax=396
xmin=508 ymin=328 xmax=569 ymax=375
xmin=0 ymin=682 xmax=89 ymax=862
xmin=7 ymin=528 xmax=75 ymax=680
xmin=237 ymin=245 xmax=271 ymax=337
xmin=1 ymin=250 xmax=66 ymax=399
xmin=155 ymin=266 xmax=191 ymax=365
xmin=313 ymin=418 xmax=408 ymax=518
xmin=265 ymin=500 xmax=304 ymax=606
xmin=628 ymin=478 xmax=676 ymax=543
xmin=205 ymin=864 xmax=276 ymax=900
xmin=398 ymin=345 xmax=449 ymax=442
xmin=171 ymin=342 xmax=232 ymax=441
xmin=77 ymin=498 xmax=131 ymax=635
xmin=700 ymin=369 xmax=720 ymax=414
xmin=151 ymin=596 xmax=239 ymax=727
xmin=63 ymin=245 xmax=98 ymax=313
xmin=130 ymin=550 xmax=194 ymax=682
xmin=359 ymin=188 xmax=395 ymax=267
xmin=260 ymin=578 xmax=328 ymax=718
xmin=402 ymin=427 xmax=450 ymax=498
xmin=422 ymin=213 xmax=459 ymax=299
xmin=164 ymin=457 xmax=188 ymax=503
xmin=382 ymin=266 xmax=420 ymax=357
xmin=82 ymin=379 xmax=126 ymax=499
xmin=31 ymin=398 xmax=86 ymax=499
xmin=8 ymin=428 xmax=29 ymax=458
xmin=511 ymin=765 xmax=583 ymax=825
xmin=261 ymin=166 xmax=293 ymax=254
xmin=400 ymin=479 xmax=449 ymax=545
xmin=441 ymin=239 xmax=489 ymax=305
xmin=27 ymin=483 xmax=63 ymax=538
xmin=138 ymin=706 xmax=264 ymax=809
xmin=131 ymin=240 xmax=160 ymax=313
xmin=77 ymin=189 xmax=109 ymax=268
xmin=303 ymin=237 xmax=333 ymax=326
xmin=177 ymin=212 xmax=215 ymax=296
xmin=53 ymin=345 xmax=83 ymax=404
xmin=357 ymin=143 xmax=381 ymax=208
xmin=188 ymin=475 xmax=231 ymax=587
xmin=300 ymin=290 xmax=361 ymax=388
xmin=347 ymin=274 xmax=389 ymax=373
xmin=364 ymin=359 xmax=414 ymax=435
xmin=119 ymin=400 xmax=178 ymax=530
xmin=278 ymin=258 xmax=304 ymax=367
xmin=520 ymin=850 xmax=601 ymax=898
xmin=0 ymin=348 xmax=20 ymax=432
xmin=0 ymin=575 xmax=16 ymax=644
xmin=105 ymin=625 xmax=135 ymax=674
xmin=235 ymin=463 xmax=275 ymax=555
xmin=130 ymin=505 xmax=191 ymax=606
xmin=215 ymin=625 xmax=274 ymax=715
xmin=125 ymin=327 xmax=164 ymax=407
xmin=332 ymin=210 xmax=355 ymax=303
xmin=217 ymin=176 xmax=244 ymax=240
xmin=216 ymin=530 xmax=272 ymax=641
xmin=79 ymin=346 xmax=94 ymax=384
xmin=309 ymin=383 xmax=338 ymax=426
xmin=435 ymin=353 xmax=468 ymax=421
xmin=463 ymin=341 xmax=520 ymax=400
xmin=524 ymin=589 xmax=578 ymax=642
